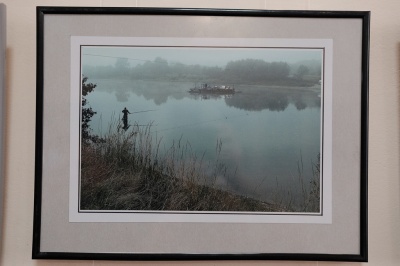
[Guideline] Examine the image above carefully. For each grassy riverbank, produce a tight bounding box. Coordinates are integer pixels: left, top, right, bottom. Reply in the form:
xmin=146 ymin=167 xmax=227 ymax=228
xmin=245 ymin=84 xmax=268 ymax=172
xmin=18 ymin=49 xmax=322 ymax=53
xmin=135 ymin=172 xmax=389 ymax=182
xmin=80 ymin=124 xmax=319 ymax=212
xmin=80 ymin=124 xmax=287 ymax=212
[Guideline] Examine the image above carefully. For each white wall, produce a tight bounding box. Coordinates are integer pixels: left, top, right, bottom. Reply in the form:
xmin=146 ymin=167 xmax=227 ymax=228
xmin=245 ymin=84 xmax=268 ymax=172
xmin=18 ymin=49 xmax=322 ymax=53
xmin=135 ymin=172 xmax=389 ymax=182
xmin=1 ymin=0 xmax=399 ymax=265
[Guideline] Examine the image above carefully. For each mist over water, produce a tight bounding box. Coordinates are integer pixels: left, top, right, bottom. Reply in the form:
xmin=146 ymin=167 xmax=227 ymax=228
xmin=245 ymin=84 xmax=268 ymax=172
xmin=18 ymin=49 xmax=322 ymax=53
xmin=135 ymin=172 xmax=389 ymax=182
xmin=86 ymin=79 xmax=321 ymax=205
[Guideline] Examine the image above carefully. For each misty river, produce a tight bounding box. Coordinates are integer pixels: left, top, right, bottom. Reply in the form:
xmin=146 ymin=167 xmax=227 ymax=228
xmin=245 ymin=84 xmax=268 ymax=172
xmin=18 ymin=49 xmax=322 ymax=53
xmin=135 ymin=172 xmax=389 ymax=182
xmin=85 ymin=79 xmax=321 ymax=206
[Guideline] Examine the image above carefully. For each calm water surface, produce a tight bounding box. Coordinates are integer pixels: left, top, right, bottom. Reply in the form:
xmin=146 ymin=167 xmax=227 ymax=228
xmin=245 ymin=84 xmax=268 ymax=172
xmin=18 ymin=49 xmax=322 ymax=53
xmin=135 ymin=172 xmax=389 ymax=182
xmin=86 ymin=79 xmax=321 ymax=205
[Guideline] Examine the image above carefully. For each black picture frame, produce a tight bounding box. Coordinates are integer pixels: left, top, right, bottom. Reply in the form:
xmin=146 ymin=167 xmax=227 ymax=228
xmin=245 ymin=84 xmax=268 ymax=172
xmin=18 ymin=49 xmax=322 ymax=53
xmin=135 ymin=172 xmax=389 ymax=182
xmin=33 ymin=6 xmax=369 ymax=262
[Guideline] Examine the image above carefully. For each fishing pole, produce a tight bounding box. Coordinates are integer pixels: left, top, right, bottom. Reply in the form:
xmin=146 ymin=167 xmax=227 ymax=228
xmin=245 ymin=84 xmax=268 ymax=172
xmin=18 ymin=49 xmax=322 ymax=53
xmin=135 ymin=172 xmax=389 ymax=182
xmin=132 ymin=124 xmax=158 ymax=126
xmin=130 ymin=109 xmax=157 ymax=114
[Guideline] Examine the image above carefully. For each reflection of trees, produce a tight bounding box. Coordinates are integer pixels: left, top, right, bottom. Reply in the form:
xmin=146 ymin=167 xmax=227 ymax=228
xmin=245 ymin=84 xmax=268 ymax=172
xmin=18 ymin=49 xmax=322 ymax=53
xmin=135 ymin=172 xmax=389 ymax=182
xmin=294 ymin=100 xmax=307 ymax=110
xmin=224 ymin=85 xmax=321 ymax=112
xmin=265 ymin=93 xmax=289 ymax=111
xmin=115 ymin=90 xmax=130 ymax=102
xmin=151 ymin=93 xmax=169 ymax=105
xmin=292 ymin=94 xmax=307 ymax=110
xmin=92 ymin=79 xmax=321 ymax=111
xmin=225 ymin=92 xmax=289 ymax=112
xmin=127 ymin=81 xmax=185 ymax=106
xmin=314 ymin=95 xmax=321 ymax=107
xmin=189 ymin=93 xmax=233 ymax=101
xmin=134 ymin=87 xmax=169 ymax=105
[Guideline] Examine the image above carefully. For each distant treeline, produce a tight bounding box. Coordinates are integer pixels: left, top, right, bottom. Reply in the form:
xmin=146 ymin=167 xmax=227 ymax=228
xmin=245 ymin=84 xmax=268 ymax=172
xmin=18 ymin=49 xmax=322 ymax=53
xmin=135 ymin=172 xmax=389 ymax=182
xmin=83 ymin=57 xmax=321 ymax=86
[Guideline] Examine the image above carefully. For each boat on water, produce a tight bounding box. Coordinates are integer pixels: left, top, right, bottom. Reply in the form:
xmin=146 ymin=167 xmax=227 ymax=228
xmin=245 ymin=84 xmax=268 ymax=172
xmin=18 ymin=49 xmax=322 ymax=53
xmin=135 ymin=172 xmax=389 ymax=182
xmin=189 ymin=83 xmax=235 ymax=95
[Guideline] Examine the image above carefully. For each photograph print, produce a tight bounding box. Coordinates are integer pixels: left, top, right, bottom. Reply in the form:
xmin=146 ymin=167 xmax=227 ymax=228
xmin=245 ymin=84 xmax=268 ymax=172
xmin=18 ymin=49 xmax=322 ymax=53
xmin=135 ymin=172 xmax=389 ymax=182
xmin=33 ymin=9 xmax=368 ymax=261
xmin=75 ymin=38 xmax=330 ymax=221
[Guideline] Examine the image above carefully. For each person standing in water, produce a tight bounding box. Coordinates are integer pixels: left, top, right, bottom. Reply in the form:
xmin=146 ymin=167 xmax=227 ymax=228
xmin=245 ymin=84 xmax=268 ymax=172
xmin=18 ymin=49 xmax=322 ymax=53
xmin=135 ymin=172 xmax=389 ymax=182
xmin=122 ymin=107 xmax=131 ymax=129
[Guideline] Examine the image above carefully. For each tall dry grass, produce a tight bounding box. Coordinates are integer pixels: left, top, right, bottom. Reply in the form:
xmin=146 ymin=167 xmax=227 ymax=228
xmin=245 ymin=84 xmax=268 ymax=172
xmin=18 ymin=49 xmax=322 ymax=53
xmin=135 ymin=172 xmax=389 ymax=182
xmin=80 ymin=123 xmax=285 ymax=212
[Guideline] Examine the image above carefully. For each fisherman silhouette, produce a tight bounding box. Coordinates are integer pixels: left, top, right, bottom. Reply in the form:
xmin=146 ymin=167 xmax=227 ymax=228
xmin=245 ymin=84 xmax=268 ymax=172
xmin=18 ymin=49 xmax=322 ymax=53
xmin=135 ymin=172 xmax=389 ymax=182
xmin=122 ymin=107 xmax=131 ymax=129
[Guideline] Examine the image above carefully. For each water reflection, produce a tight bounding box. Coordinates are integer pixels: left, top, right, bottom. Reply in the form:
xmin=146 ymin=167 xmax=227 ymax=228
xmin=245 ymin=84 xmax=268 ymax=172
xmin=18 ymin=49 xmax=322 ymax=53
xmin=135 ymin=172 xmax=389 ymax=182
xmin=225 ymin=91 xmax=289 ymax=112
xmin=189 ymin=93 xmax=234 ymax=101
xmin=115 ymin=90 xmax=130 ymax=102
xmin=96 ymin=79 xmax=320 ymax=113
xmin=86 ymin=79 xmax=321 ymax=205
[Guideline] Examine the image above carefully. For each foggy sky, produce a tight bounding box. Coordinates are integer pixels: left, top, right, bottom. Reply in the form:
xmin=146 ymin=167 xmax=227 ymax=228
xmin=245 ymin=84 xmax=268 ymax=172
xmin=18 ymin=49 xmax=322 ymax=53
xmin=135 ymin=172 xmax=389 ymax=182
xmin=82 ymin=46 xmax=322 ymax=68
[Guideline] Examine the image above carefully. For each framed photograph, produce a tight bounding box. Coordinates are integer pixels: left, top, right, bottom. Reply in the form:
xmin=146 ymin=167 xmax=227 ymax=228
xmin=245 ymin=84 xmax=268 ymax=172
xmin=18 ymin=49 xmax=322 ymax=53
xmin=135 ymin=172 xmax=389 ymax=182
xmin=33 ymin=7 xmax=369 ymax=261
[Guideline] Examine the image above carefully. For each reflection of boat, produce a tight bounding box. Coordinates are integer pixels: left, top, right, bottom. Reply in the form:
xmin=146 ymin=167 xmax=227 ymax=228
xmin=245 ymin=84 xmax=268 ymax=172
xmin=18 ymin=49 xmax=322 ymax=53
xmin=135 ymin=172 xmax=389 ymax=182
xmin=189 ymin=83 xmax=235 ymax=95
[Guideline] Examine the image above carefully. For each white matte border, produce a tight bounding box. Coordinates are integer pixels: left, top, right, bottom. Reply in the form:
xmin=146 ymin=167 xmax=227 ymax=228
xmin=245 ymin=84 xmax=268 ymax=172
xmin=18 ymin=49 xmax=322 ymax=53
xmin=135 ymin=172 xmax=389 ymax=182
xmin=70 ymin=37 xmax=333 ymax=224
